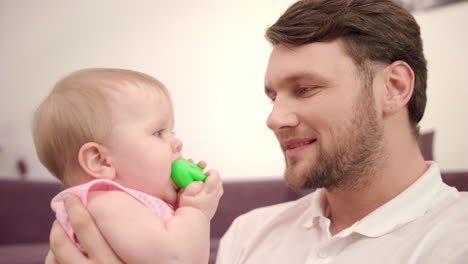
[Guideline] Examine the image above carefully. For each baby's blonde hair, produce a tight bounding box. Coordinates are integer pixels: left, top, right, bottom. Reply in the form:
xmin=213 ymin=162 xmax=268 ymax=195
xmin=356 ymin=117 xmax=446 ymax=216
xmin=32 ymin=68 xmax=171 ymax=183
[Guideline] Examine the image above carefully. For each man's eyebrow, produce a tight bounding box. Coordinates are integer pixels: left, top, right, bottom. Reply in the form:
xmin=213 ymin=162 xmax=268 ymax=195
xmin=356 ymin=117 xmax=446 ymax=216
xmin=265 ymin=71 xmax=328 ymax=93
xmin=286 ymin=71 xmax=328 ymax=83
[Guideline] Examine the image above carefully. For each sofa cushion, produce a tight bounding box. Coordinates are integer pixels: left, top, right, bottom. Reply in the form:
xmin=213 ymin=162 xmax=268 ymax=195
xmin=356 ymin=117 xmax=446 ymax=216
xmin=419 ymin=130 xmax=434 ymax=161
xmin=0 ymin=243 xmax=49 ymax=264
xmin=442 ymin=171 xmax=468 ymax=192
xmin=0 ymin=180 xmax=63 ymax=244
xmin=209 ymin=238 xmax=220 ymax=264
xmin=210 ymin=179 xmax=305 ymax=239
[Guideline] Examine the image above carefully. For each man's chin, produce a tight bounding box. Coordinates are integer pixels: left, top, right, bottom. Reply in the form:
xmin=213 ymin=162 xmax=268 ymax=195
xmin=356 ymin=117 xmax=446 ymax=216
xmin=284 ymin=158 xmax=318 ymax=189
xmin=284 ymin=168 xmax=308 ymax=191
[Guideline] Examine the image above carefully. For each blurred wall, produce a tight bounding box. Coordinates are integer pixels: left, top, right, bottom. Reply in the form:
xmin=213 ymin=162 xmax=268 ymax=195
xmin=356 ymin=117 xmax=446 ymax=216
xmin=0 ymin=0 xmax=466 ymax=181
xmin=414 ymin=1 xmax=468 ymax=172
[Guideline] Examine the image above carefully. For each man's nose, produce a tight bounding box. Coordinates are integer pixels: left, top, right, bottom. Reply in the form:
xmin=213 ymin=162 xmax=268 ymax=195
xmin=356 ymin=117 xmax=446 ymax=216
xmin=266 ymin=98 xmax=299 ymax=131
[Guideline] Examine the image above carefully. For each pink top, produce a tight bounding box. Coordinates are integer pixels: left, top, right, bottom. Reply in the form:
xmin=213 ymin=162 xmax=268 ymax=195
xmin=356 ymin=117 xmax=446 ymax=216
xmin=51 ymin=179 xmax=175 ymax=252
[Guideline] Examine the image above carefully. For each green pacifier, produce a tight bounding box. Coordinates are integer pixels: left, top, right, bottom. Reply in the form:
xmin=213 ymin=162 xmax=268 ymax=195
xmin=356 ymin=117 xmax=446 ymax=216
xmin=171 ymin=158 xmax=207 ymax=188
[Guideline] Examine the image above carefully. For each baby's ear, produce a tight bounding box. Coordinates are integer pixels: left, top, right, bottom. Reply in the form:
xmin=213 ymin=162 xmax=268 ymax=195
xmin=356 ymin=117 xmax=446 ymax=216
xmin=78 ymin=142 xmax=115 ymax=180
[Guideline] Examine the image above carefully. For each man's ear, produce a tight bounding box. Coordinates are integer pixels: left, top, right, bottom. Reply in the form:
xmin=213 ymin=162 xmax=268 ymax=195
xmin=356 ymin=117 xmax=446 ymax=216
xmin=78 ymin=142 xmax=116 ymax=180
xmin=382 ymin=60 xmax=415 ymax=116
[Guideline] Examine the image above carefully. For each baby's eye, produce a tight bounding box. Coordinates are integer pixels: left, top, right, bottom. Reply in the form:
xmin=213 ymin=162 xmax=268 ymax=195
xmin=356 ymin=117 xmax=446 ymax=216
xmin=154 ymin=130 xmax=164 ymax=137
xmin=154 ymin=129 xmax=176 ymax=138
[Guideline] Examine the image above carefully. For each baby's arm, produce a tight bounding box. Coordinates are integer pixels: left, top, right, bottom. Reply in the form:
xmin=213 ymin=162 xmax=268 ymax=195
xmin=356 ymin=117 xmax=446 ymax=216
xmin=87 ymin=170 xmax=223 ymax=264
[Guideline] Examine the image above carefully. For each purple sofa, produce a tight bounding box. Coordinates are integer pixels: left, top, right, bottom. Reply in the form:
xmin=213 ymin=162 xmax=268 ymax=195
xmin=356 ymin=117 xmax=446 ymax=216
xmin=1 ymin=171 xmax=467 ymax=264
xmin=0 ymin=180 xmax=62 ymax=264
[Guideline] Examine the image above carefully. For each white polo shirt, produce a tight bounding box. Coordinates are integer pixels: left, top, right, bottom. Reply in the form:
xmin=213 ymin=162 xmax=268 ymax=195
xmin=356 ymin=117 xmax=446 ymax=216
xmin=216 ymin=162 xmax=468 ymax=264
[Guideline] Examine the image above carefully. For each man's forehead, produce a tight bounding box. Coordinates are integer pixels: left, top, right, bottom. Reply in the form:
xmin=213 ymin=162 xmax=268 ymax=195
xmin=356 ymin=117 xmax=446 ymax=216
xmin=265 ymin=40 xmax=354 ymax=87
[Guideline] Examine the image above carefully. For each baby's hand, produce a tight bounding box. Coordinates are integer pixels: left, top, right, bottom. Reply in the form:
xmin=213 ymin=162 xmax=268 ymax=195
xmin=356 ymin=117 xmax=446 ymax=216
xmin=177 ymin=168 xmax=223 ymax=220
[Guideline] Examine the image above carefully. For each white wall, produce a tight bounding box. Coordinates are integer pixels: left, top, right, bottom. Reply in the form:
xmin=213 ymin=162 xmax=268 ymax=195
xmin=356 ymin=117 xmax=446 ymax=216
xmin=0 ymin=0 xmax=467 ymax=182
xmin=414 ymin=1 xmax=468 ymax=172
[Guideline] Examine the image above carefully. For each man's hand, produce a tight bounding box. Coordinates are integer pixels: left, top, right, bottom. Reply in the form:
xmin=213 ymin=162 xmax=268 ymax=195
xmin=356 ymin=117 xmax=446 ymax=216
xmin=46 ymin=194 xmax=123 ymax=264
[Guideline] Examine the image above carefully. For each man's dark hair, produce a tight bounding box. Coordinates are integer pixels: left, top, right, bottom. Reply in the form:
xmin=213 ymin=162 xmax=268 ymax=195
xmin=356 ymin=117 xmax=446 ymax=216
xmin=266 ymin=0 xmax=427 ymax=135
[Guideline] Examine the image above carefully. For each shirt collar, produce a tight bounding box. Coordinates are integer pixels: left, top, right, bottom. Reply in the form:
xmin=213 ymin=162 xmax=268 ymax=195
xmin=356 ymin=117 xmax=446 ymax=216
xmin=302 ymin=188 xmax=327 ymax=229
xmin=353 ymin=161 xmax=454 ymax=237
xmin=302 ymin=162 xmax=457 ymax=237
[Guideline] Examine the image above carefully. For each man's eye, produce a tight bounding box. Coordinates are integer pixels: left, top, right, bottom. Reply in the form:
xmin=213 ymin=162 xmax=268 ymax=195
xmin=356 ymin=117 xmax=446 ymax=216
xmin=298 ymin=87 xmax=313 ymax=95
xmin=265 ymin=90 xmax=276 ymax=103
xmin=297 ymin=86 xmax=322 ymax=97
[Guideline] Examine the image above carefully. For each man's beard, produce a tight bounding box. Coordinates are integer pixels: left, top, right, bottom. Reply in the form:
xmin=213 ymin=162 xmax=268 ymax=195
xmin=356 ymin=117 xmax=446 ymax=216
xmin=284 ymin=87 xmax=385 ymax=191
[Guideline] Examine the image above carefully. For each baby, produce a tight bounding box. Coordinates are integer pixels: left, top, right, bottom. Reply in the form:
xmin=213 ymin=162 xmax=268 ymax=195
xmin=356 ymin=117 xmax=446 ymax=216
xmin=32 ymin=68 xmax=223 ymax=264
